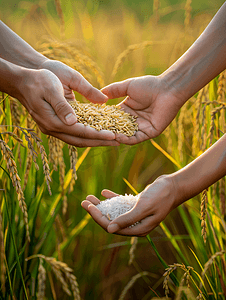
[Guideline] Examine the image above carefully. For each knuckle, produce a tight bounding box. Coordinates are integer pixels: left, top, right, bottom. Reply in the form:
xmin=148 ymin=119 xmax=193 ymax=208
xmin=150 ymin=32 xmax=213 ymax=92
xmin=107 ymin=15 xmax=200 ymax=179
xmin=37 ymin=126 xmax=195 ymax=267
xmin=54 ymin=101 xmax=69 ymax=115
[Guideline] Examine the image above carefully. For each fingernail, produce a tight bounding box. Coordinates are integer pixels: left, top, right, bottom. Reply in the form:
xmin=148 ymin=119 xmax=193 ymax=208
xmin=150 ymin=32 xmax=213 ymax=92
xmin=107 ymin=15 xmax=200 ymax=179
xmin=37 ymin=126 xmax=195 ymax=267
xmin=65 ymin=113 xmax=77 ymax=125
xmin=107 ymin=223 xmax=120 ymax=233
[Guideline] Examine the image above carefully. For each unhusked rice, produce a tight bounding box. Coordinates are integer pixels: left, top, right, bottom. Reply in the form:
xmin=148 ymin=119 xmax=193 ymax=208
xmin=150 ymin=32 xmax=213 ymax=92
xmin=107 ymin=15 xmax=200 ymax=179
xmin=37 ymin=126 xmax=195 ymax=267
xmin=69 ymin=100 xmax=138 ymax=136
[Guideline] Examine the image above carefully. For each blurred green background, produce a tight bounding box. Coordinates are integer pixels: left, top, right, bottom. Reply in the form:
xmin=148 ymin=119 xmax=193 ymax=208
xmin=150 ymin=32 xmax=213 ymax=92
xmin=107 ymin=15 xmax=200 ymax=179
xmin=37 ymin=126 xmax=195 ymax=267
xmin=0 ymin=0 xmax=225 ymax=299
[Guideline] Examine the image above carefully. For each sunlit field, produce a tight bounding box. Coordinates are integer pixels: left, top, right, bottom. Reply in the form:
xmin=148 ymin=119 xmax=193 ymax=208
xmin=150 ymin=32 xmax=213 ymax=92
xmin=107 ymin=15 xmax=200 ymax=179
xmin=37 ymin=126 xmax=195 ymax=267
xmin=0 ymin=0 xmax=225 ymax=299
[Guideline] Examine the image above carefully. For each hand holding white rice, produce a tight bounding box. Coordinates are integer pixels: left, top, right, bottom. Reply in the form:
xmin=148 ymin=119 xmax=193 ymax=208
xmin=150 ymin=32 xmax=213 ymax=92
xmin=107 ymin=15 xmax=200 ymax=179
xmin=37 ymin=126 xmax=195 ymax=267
xmin=96 ymin=194 xmax=140 ymax=225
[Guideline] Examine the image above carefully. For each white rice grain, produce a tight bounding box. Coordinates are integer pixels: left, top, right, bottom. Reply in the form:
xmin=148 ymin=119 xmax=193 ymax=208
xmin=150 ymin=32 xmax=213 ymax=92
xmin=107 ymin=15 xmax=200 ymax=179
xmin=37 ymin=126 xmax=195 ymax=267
xmin=96 ymin=194 xmax=139 ymax=222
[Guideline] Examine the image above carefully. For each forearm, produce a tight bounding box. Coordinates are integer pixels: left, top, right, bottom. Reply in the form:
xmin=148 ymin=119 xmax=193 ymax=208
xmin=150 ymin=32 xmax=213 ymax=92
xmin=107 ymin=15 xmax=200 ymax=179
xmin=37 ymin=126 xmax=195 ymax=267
xmin=161 ymin=2 xmax=226 ymax=105
xmin=171 ymin=134 xmax=226 ymax=206
xmin=0 ymin=58 xmax=25 ymax=99
xmin=0 ymin=21 xmax=47 ymax=69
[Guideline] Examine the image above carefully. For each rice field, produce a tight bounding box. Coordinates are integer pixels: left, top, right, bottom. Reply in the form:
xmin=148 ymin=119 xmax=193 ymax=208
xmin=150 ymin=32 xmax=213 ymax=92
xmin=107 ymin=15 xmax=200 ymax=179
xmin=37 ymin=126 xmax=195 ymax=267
xmin=0 ymin=0 xmax=225 ymax=299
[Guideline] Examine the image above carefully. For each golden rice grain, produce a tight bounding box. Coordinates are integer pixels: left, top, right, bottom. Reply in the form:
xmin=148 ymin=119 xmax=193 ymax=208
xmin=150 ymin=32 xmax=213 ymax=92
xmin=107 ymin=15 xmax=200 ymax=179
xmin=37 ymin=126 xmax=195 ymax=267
xmin=128 ymin=236 xmax=138 ymax=266
xmin=163 ymin=263 xmax=194 ymax=298
xmin=68 ymin=145 xmax=78 ymax=181
xmin=200 ymin=189 xmax=208 ymax=244
xmin=29 ymin=131 xmax=52 ymax=195
xmin=0 ymin=139 xmax=30 ymax=242
xmin=37 ymin=258 xmax=46 ymax=300
xmin=200 ymin=250 xmax=225 ymax=290
xmin=24 ymin=151 xmax=33 ymax=189
xmin=69 ymin=100 xmax=138 ymax=137
xmin=26 ymin=254 xmax=81 ymax=300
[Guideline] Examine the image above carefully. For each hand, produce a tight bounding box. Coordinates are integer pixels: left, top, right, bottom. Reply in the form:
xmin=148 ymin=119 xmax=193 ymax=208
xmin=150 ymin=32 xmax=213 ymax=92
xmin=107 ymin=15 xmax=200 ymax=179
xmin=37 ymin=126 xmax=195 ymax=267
xmin=39 ymin=59 xmax=108 ymax=104
xmin=101 ymin=75 xmax=183 ymax=145
xmin=16 ymin=66 xmax=119 ymax=147
xmin=81 ymin=175 xmax=177 ymax=236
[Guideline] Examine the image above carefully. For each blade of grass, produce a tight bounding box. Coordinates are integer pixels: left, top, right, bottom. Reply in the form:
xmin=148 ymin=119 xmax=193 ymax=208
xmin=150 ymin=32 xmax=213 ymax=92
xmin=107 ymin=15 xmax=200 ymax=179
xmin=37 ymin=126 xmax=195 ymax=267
xmin=189 ymin=246 xmax=216 ymax=298
xmin=159 ymin=222 xmax=189 ymax=265
xmin=150 ymin=139 xmax=181 ymax=169
xmin=146 ymin=234 xmax=179 ymax=287
xmin=3 ymin=194 xmax=29 ymax=300
xmin=123 ymin=178 xmax=139 ymax=195
xmin=58 ymin=213 xmax=91 ymax=253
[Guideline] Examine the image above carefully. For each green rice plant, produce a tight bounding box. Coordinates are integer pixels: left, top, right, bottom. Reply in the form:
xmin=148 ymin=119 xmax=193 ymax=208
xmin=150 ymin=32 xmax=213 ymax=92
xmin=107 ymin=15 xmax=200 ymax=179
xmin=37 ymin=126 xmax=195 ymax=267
xmin=0 ymin=1 xmax=225 ymax=299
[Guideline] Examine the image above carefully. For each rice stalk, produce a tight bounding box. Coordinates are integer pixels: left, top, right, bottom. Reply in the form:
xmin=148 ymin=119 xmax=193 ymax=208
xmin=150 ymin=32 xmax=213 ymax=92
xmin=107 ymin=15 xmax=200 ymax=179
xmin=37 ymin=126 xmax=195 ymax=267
xmin=192 ymin=88 xmax=205 ymax=156
xmin=178 ymin=102 xmax=187 ymax=162
xmin=0 ymin=138 xmax=30 ymax=242
xmin=199 ymin=250 xmax=226 ymax=290
xmin=118 ymin=271 xmax=152 ymax=300
xmin=163 ymin=263 xmax=194 ymax=298
xmin=184 ymin=0 xmax=192 ymax=30
xmin=51 ymin=263 xmax=72 ymax=296
xmin=26 ymin=254 xmax=81 ymax=300
xmin=29 ymin=130 xmax=52 ymax=195
xmin=68 ymin=145 xmax=78 ymax=181
xmin=54 ymin=0 xmax=65 ymax=38
xmin=48 ymin=136 xmax=59 ymax=172
xmin=153 ymin=0 xmax=160 ymax=23
xmin=211 ymin=181 xmax=218 ymax=215
xmin=38 ymin=39 xmax=104 ymax=87
xmin=0 ymin=130 xmax=24 ymax=145
xmin=217 ymin=71 xmax=226 ymax=102
xmin=208 ymin=105 xmax=226 ymax=146
xmin=10 ymin=98 xmax=21 ymax=127
xmin=111 ymin=41 xmax=166 ymax=79
xmin=200 ymin=189 xmax=208 ymax=244
xmin=68 ymin=145 xmax=78 ymax=194
xmin=219 ymin=177 xmax=225 ymax=216
xmin=0 ymin=208 xmax=5 ymax=294
xmin=23 ymin=150 xmax=33 ymax=189
xmin=37 ymin=258 xmax=46 ymax=300
xmin=128 ymin=236 xmax=138 ymax=265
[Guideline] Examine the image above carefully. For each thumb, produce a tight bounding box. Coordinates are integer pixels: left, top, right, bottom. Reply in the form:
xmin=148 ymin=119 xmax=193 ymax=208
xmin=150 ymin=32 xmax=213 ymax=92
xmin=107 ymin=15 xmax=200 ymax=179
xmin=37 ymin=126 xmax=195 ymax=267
xmin=49 ymin=90 xmax=77 ymax=126
xmin=101 ymin=78 xmax=134 ymax=99
xmin=107 ymin=206 xmax=142 ymax=233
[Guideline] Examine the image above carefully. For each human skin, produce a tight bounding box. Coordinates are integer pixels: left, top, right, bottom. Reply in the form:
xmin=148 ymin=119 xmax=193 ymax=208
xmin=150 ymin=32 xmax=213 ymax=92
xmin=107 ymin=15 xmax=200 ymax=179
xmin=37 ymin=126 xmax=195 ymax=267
xmin=81 ymin=2 xmax=226 ymax=235
xmin=100 ymin=2 xmax=226 ymax=145
xmin=82 ymin=133 xmax=226 ymax=236
xmin=0 ymin=21 xmax=119 ymax=147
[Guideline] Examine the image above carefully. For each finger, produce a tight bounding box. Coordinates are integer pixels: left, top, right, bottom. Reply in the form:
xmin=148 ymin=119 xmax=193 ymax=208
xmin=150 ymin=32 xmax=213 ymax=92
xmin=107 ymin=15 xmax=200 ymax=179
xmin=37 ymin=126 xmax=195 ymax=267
xmin=81 ymin=200 xmax=92 ymax=212
xmin=70 ymin=71 xmax=108 ymax=104
xmin=111 ymin=215 xmax=160 ymax=236
xmin=87 ymin=203 xmax=110 ymax=230
xmin=101 ymin=79 xmax=134 ymax=99
xmin=101 ymin=189 xmax=119 ymax=199
xmin=86 ymin=195 xmax=101 ymax=205
xmin=107 ymin=204 xmax=148 ymax=233
xmin=48 ymin=131 xmax=120 ymax=147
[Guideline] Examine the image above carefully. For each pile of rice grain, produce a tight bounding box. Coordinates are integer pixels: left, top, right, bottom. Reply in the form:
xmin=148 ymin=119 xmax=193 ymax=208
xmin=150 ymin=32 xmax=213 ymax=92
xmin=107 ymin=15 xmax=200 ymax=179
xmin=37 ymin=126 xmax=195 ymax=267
xmin=69 ymin=100 xmax=138 ymax=137
xmin=96 ymin=194 xmax=139 ymax=222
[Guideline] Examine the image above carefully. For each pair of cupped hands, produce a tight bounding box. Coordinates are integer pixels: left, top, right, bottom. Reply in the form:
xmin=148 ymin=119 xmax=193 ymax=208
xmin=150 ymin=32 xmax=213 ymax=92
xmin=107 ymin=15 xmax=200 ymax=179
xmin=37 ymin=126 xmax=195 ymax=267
xmin=19 ymin=58 xmax=182 ymax=236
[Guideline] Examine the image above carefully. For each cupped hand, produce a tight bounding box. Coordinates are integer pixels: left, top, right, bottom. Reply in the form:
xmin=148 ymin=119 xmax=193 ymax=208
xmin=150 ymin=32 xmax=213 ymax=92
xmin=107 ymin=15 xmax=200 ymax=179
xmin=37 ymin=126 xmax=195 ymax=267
xmin=16 ymin=67 xmax=119 ymax=147
xmin=39 ymin=59 xmax=108 ymax=104
xmin=81 ymin=175 xmax=177 ymax=236
xmin=101 ymin=75 xmax=183 ymax=145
